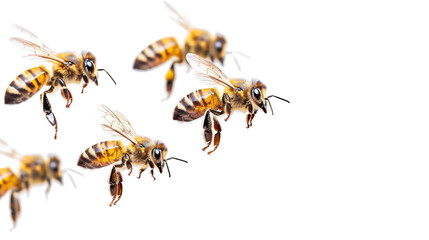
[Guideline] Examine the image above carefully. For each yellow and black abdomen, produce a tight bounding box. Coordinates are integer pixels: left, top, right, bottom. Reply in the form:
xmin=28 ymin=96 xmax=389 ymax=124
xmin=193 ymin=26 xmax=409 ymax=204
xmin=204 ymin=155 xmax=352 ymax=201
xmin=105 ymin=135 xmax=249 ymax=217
xmin=133 ymin=37 xmax=182 ymax=70
xmin=173 ymin=88 xmax=222 ymax=122
xmin=4 ymin=65 xmax=49 ymax=104
xmin=78 ymin=141 xmax=125 ymax=169
xmin=0 ymin=167 xmax=19 ymax=198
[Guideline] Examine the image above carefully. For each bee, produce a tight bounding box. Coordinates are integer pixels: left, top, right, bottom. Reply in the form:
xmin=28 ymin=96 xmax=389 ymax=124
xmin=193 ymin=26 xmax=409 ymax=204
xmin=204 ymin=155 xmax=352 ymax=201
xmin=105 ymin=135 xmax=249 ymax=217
xmin=77 ymin=105 xmax=187 ymax=206
xmin=0 ymin=139 xmax=78 ymax=228
xmin=133 ymin=2 xmax=231 ymax=98
xmin=173 ymin=53 xmax=290 ymax=154
xmin=4 ymin=25 xmax=116 ymax=139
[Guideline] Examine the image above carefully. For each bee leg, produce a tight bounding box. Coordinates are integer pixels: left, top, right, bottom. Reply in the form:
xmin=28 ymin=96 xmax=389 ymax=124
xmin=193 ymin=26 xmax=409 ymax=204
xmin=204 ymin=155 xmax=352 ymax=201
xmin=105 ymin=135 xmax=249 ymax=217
xmin=222 ymin=93 xmax=232 ymax=121
xmin=109 ymin=161 xmax=125 ymax=206
xmin=10 ymin=191 xmax=21 ymax=229
xmin=45 ymin=178 xmax=51 ymax=199
xmin=151 ymin=169 xmax=156 ymax=181
xmin=165 ymin=60 xmax=182 ymax=98
xmin=57 ymin=78 xmax=73 ymax=108
xmin=202 ymin=111 xmax=213 ymax=152
xmin=137 ymin=165 xmax=148 ymax=179
xmin=123 ymin=154 xmax=132 ymax=176
xmin=40 ymin=88 xmax=58 ymax=140
xmin=81 ymin=76 xmax=89 ymax=94
xmin=112 ymin=173 xmax=123 ymax=206
xmin=81 ymin=82 xmax=88 ymax=94
xmin=249 ymin=109 xmax=258 ymax=127
xmin=208 ymin=115 xmax=222 ymax=155
xmin=246 ymin=103 xmax=254 ymax=128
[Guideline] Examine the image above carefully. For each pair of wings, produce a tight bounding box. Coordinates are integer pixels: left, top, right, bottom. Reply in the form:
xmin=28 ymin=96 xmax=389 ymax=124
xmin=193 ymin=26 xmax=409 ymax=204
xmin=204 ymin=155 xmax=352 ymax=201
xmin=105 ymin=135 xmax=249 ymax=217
xmin=101 ymin=105 xmax=139 ymax=145
xmin=186 ymin=53 xmax=236 ymax=90
xmin=10 ymin=24 xmax=68 ymax=66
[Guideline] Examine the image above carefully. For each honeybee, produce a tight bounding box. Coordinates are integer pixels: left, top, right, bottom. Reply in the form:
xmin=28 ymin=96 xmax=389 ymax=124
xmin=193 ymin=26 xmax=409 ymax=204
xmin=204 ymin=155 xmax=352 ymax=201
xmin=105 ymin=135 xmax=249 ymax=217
xmin=77 ymin=105 xmax=187 ymax=206
xmin=133 ymin=2 xmax=232 ymax=98
xmin=173 ymin=53 xmax=290 ymax=154
xmin=0 ymin=139 xmax=78 ymax=228
xmin=4 ymin=25 xmax=116 ymax=139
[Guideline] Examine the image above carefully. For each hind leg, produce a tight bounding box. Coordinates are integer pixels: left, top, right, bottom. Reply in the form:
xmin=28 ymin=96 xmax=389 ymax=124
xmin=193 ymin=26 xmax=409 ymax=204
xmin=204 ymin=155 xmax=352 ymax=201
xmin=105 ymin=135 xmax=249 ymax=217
xmin=208 ymin=115 xmax=221 ymax=155
xmin=202 ymin=111 xmax=213 ymax=151
xmin=202 ymin=111 xmax=222 ymax=154
xmin=165 ymin=60 xmax=183 ymax=98
xmin=40 ymin=86 xmax=58 ymax=139
xmin=10 ymin=191 xmax=21 ymax=229
xmin=109 ymin=160 xmax=125 ymax=206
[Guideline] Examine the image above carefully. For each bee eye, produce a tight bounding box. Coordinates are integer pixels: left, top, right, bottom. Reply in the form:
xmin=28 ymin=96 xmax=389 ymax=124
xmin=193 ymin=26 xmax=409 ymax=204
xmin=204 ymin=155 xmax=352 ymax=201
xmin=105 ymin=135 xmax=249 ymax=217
xmin=139 ymin=144 xmax=144 ymax=148
xmin=214 ymin=40 xmax=223 ymax=52
xmin=85 ymin=59 xmax=95 ymax=73
xmin=252 ymin=88 xmax=261 ymax=100
xmin=49 ymin=160 xmax=58 ymax=173
xmin=153 ymin=148 xmax=162 ymax=160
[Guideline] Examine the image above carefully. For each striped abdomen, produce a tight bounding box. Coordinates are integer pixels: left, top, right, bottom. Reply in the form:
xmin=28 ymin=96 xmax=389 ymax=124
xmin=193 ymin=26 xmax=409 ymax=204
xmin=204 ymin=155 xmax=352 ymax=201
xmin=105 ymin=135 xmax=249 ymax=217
xmin=0 ymin=167 xmax=19 ymax=198
xmin=133 ymin=37 xmax=182 ymax=70
xmin=5 ymin=66 xmax=49 ymax=104
xmin=78 ymin=141 xmax=125 ymax=169
xmin=173 ymin=88 xmax=222 ymax=122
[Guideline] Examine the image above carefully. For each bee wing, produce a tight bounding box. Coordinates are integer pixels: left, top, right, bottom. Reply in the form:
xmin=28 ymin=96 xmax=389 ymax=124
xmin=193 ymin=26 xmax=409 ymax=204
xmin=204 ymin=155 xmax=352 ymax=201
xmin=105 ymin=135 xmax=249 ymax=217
xmin=12 ymin=24 xmax=56 ymax=53
xmin=10 ymin=37 xmax=67 ymax=65
xmin=0 ymin=139 xmax=22 ymax=160
xmin=164 ymin=1 xmax=192 ymax=31
xmin=186 ymin=53 xmax=236 ymax=89
xmin=101 ymin=105 xmax=138 ymax=145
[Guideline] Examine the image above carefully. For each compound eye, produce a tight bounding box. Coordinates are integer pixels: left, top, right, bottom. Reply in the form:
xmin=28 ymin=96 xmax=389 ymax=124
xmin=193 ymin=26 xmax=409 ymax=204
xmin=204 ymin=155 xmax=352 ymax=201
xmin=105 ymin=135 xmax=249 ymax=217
xmin=49 ymin=160 xmax=59 ymax=173
xmin=252 ymin=88 xmax=261 ymax=100
xmin=153 ymin=148 xmax=162 ymax=160
xmin=215 ymin=40 xmax=223 ymax=52
xmin=85 ymin=59 xmax=95 ymax=73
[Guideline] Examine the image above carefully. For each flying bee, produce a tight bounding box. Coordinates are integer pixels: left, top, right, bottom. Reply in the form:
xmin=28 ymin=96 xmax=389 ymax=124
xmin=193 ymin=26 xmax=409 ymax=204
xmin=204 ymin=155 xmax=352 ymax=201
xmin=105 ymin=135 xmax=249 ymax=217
xmin=133 ymin=2 xmax=240 ymax=98
xmin=0 ymin=139 xmax=79 ymax=228
xmin=4 ymin=25 xmax=116 ymax=139
xmin=77 ymin=105 xmax=187 ymax=206
xmin=173 ymin=53 xmax=290 ymax=154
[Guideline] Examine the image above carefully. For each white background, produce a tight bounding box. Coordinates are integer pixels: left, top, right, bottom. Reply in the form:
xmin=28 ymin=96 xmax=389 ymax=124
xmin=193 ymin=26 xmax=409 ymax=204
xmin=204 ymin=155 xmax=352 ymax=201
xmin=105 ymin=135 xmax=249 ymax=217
xmin=0 ymin=0 xmax=428 ymax=239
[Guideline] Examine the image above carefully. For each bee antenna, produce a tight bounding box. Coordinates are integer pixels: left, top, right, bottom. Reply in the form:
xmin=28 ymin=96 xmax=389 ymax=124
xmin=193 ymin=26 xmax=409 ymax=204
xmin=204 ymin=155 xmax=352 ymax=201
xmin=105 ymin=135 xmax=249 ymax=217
xmin=266 ymin=98 xmax=274 ymax=115
xmin=226 ymin=51 xmax=250 ymax=72
xmin=165 ymin=157 xmax=188 ymax=163
xmin=265 ymin=95 xmax=290 ymax=115
xmin=164 ymin=157 xmax=188 ymax=178
xmin=97 ymin=69 xmax=117 ymax=85
xmin=63 ymin=168 xmax=83 ymax=189
xmin=165 ymin=160 xmax=171 ymax=178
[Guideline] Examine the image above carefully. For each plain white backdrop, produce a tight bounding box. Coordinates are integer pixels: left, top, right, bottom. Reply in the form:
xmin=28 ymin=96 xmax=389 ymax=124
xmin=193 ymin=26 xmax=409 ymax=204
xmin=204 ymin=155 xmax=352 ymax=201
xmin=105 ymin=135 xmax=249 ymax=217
xmin=0 ymin=0 xmax=429 ymax=239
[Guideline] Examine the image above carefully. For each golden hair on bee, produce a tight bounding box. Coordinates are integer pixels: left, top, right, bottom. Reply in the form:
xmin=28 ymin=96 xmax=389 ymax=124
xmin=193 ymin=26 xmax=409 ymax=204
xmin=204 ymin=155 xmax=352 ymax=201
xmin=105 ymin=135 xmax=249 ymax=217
xmin=77 ymin=105 xmax=188 ymax=206
xmin=5 ymin=25 xmax=116 ymax=140
xmin=0 ymin=139 xmax=80 ymax=229
xmin=173 ymin=53 xmax=290 ymax=154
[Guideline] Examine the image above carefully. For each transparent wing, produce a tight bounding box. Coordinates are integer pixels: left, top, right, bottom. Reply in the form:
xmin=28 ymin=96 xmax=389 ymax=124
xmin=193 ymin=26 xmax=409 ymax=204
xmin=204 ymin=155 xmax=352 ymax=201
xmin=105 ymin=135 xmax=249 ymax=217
xmin=10 ymin=37 xmax=66 ymax=65
xmin=101 ymin=105 xmax=137 ymax=145
xmin=12 ymin=24 xmax=55 ymax=53
xmin=0 ymin=139 xmax=22 ymax=160
xmin=186 ymin=53 xmax=235 ymax=89
xmin=164 ymin=1 xmax=192 ymax=31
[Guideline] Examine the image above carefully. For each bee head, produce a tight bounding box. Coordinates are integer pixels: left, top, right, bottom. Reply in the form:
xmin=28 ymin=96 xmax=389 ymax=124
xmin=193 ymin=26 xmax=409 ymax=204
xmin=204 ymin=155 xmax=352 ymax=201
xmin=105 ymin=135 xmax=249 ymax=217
xmin=151 ymin=142 xmax=168 ymax=174
xmin=251 ymin=80 xmax=268 ymax=113
xmin=83 ymin=52 xmax=98 ymax=85
xmin=48 ymin=155 xmax=62 ymax=184
xmin=212 ymin=34 xmax=227 ymax=65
